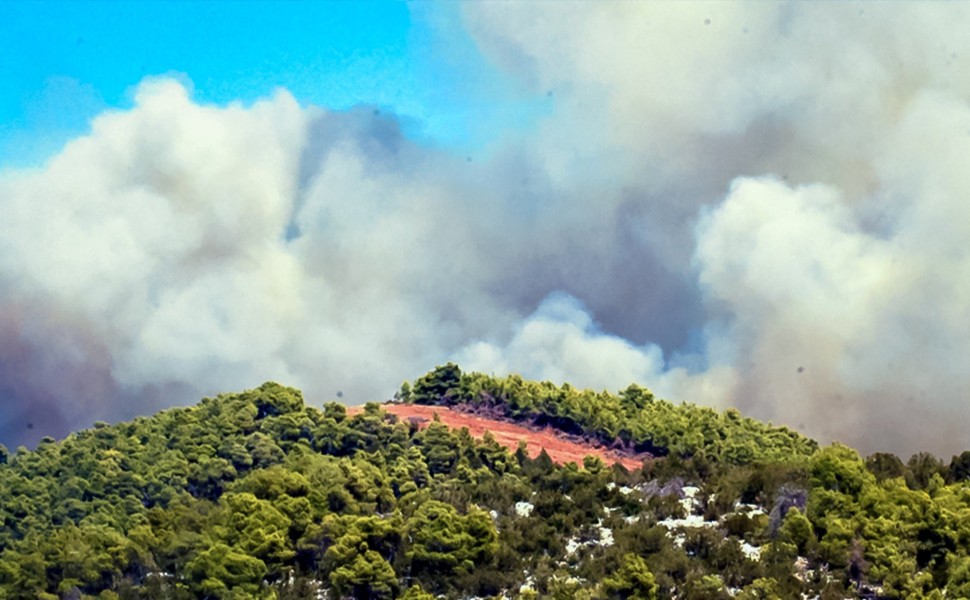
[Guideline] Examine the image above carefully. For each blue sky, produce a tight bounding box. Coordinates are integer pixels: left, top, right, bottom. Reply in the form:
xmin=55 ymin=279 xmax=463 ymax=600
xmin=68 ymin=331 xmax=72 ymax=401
xmin=0 ymin=1 xmax=544 ymax=166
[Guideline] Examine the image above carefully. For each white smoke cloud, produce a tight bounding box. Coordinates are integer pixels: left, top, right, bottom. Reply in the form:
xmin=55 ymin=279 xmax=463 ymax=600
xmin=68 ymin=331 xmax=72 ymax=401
xmin=2 ymin=3 xmax=970 ymax=456
xmin=458 ymin=2 xmax=970 ymax=456
xmin=0 ymin=79 xmax=310 ymax=436
xmin=454 ymin=292 xmax=667 ymax=390
xmin=694 ymin=172 xmax=970 ymax=456
xmin=0 ymin=77 xmax=532 ymax=446
xmin=453 ymin=292 xmax=737 ymax=409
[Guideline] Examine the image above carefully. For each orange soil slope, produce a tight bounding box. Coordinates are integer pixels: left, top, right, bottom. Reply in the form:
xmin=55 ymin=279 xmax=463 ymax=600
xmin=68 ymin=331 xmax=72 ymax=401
xmin=352 ymin=403 xmax=648 ymax=471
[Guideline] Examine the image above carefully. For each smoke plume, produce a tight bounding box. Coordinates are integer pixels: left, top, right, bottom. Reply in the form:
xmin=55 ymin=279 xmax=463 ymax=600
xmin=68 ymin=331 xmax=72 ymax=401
xmin=2 ymin=4 xmax=969 ymax=456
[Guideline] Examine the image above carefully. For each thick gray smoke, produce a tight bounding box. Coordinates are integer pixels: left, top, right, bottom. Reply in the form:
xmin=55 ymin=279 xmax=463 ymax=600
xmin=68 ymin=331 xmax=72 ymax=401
xmin=2 ymin=4 xmax=969 ymax=456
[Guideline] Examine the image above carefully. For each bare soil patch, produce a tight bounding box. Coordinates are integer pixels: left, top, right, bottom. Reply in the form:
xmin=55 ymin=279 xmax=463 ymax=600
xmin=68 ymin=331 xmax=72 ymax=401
xmin=351 ymin=403 xmax=648 ymax=471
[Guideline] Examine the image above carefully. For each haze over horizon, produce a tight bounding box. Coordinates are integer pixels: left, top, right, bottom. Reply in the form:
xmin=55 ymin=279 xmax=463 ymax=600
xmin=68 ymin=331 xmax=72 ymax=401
xmin=2 ymin=2 xmax=969 ymax=457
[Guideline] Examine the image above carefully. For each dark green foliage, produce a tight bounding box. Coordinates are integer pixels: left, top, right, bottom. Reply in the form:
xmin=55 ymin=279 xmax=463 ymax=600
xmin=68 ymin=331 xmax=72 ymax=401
xmin=185 ymin=541 xmax=268 ymax=596
xmin=601 ymin=553 xmax=658 ymax=599
xmin=406 ymin=500 xmax=498 ymax=580
xmin=405 ymin=368 xmax=817 ymax=465
xmin=1 ymin=370 xmax=970 ymax=598
xmin=950 ymin=450 xmax=970 ymax=483
xmin=865 ymin=451 xmax=906 ymax=482
xmin=410 ymin=363 xmax=463 ymax=405
xmin=0 ymin=380 xmax=512 ymax=598
xmin=907 ymin=451 xmax=948 ymax=490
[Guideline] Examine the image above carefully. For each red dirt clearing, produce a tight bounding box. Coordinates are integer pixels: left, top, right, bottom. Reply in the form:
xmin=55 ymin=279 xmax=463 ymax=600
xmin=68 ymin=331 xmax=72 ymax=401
xmin=350 ymin=403 xmax=648 ymax=471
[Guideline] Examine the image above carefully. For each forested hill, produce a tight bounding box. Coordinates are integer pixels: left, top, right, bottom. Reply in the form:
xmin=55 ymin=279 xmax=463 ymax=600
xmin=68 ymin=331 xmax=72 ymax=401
xmin=400 ymin=364 xmax=818 ymax=465
xmin=2 ymin=370 xmax=970 ymax=599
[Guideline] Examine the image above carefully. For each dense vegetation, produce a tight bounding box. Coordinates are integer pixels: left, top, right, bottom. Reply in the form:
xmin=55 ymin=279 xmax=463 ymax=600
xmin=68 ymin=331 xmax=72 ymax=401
xmin=0 ymin=367 xmax=969 ymax=598
xmin=401 ymin=364 xmax=817 ymax=464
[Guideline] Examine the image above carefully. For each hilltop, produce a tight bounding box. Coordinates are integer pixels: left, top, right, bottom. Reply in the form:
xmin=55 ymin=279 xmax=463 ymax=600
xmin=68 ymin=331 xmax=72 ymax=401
xmin=350 ymin=403 xmax=649 ymax=471
xmin=0 ymin=366 xmax=969 ymax=599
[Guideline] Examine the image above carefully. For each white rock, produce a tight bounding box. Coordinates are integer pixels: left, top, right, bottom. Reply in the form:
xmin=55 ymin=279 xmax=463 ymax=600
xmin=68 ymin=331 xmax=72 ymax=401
xmin=739 ymin=540 xmax=761 ymax=560
xmin=658 ymin=515 xmax=715 ymax=529
xmin=514 ymin=501 xmax=534 ymax=517
xmin=565 ymin=537 xmax=583 ymax=555
xmin=598 ymin=526 xmax=614 ymax=546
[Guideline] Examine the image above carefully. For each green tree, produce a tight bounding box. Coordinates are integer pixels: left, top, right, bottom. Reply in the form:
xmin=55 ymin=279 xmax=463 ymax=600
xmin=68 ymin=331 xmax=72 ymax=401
xmin=778 ymin=508 xmax=814 ymax=556
xmin=600 ymin=553 xmax=658 ymax=600
xmin=329 ymin=547 xmax=397 ymax=599
xmin=406 ymin=501 xmax=498 ymax=578
xmin=865 ymin=452 xmax=906 ymax=482
xmin=418 ymin=420 xmax=459 ymax=476
xmin=906 ymin=452 xmax=946 ymax=490
xmin=411 ymin=364 xmax=463 ymax=404
xmin=736 ymin=577 xmax=782 ymax=600
xmin=400 ymin=584 xmax=436 ymax=599
xmin=185 ymin=542 xmax=268 ymax=598
xmin=948 ymin=450 xmax=970 ymax=482
xmin=682 ymin=574 xmax=730 ymax=600
xmin=248 ymin=382 xmax=305 ymax=418
xmin=810 ymin=444 xmax=871 ymax=497
xmin=619 ymin=384 xmax=654 ymax=411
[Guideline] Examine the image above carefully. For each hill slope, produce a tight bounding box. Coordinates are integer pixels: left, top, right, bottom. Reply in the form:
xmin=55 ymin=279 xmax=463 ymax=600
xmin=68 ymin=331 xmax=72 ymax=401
xmin=402 ymin=364 xmax=818 ymax=464
xmin=0 ymin=368 xmax=969 ymax=599
xmin=362 ymin=403 xmax=649 ymax=471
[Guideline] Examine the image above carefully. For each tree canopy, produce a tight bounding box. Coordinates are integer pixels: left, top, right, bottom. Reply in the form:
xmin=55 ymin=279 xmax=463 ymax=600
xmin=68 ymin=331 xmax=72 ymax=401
xmin=0 ymin=370 xmax=967 ymax=598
